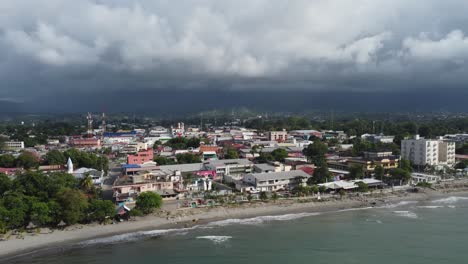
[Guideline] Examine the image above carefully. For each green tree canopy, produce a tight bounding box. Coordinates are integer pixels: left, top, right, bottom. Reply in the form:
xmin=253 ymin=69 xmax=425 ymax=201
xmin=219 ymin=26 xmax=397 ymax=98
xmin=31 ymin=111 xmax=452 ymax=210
xmin=16 ymin=151 xmax=39 ymax=169
xmin=0 ymin=154 xmax=16 ymax=168
xmin=176 ymin=153 xmax=201 ymax=164
xmin=56 ymin=188 xmax=88 ymax=225
xmin=44 ymin=150 xmax=67 ymax=165
xmin=136 ymin=192 xmax=163 ymax=214
xmin=303 ymin=139 xmax=328 ymax=166
xmin=88 ymin=199 xmax=115 ymax=222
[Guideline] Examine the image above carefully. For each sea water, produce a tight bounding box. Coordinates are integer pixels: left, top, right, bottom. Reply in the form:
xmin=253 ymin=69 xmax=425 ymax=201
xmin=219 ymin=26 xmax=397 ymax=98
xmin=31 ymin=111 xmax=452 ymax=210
xmin=9 ymin=196 xmax=468 ymax=264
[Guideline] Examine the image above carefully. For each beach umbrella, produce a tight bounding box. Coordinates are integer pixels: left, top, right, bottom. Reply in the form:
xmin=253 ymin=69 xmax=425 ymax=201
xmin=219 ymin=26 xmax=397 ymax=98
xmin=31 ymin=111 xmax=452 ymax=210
xmin=26 ymin=221 xmax=37 ymax=229
xmin=57 ymin=220 xmax=67 ymax=228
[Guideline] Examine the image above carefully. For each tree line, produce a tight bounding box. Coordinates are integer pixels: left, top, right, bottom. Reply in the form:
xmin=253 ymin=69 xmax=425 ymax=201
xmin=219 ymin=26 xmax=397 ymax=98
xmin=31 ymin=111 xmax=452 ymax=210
xmin=0 ymin=171 xmax=163 ymax=234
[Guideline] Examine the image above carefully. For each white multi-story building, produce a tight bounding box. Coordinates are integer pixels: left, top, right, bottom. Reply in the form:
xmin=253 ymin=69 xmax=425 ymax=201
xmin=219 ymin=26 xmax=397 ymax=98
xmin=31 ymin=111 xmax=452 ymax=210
xmin=4 ymin=141 xmax=25 ymax=151
xmin=401 ymin=135 xmax=456 ymax=166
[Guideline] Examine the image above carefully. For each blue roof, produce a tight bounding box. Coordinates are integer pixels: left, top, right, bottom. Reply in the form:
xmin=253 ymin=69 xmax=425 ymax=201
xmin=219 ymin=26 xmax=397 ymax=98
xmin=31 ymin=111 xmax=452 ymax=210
xmin=104 ymin=131 xmax=137 ymax=137
xmin=122 ymin=164 xmax=141 ymax=169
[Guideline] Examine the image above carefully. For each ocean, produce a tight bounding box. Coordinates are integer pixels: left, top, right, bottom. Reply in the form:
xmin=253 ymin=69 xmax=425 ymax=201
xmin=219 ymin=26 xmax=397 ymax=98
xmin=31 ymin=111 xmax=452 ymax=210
xmin=9 ymin=196 xmax=468 ymax=264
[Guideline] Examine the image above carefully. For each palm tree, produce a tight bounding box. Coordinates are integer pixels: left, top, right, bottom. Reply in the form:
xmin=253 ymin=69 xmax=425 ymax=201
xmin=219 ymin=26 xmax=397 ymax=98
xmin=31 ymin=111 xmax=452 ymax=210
xmin=80 ymin=174 xmax=93 ymax=192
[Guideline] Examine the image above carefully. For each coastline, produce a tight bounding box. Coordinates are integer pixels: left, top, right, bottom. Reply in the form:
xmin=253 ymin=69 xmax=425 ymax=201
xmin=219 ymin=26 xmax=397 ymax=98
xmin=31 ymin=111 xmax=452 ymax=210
xmin=1 ymin=187 xmax=468 ymax=261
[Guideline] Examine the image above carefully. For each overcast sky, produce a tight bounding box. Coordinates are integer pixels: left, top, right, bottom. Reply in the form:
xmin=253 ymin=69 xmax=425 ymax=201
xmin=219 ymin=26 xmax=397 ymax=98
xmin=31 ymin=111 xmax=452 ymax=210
xmin=1 ymin=0 xmax=468 ymax=112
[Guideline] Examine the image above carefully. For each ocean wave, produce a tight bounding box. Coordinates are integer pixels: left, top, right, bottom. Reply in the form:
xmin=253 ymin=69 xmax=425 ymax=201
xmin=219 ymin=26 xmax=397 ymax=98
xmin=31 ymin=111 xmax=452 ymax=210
xmin=431 ymin=196 xmax=468 ymax=204
xmin=79 ymin=227 xmax=194 ymax=246
xmin=196 ymin=236 xmax=232 ymax=244
xmin=206 ymin=212 xmax=321 ymax=227
xmin=365 ymin=219 xmax=383 ymax=224
xmin=393 ymin=211 xmax=418 ymax=219
xmin=382 ymin=201 xmax=418 ymax=208
xmin=416 ymin=205 xmax=445 ymax=209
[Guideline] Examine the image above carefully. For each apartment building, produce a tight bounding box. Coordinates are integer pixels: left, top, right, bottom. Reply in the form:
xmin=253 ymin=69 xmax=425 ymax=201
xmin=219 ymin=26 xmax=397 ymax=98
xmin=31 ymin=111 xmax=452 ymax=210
xmin=401 ymin=135 xmax=456 ymax=166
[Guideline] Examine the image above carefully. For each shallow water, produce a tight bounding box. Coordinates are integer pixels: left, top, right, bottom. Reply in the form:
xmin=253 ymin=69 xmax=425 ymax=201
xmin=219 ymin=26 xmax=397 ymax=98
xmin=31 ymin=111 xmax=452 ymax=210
xmin=10 ymin=196 xmax=468 ymax=264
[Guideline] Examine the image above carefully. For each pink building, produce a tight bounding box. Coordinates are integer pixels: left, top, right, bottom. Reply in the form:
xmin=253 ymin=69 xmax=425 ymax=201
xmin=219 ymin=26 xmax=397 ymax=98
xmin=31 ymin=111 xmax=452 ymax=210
xmin=127 ymin=149 xmax=154 ymax=164
xmin=195 ymin=170 xmax=217 ymax=180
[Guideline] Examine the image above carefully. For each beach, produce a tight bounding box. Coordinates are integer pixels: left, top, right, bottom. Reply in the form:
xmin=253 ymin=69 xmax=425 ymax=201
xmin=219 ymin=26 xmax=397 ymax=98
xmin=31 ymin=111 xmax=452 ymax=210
xmin=1 ymin=184 xmax=468 ymax=261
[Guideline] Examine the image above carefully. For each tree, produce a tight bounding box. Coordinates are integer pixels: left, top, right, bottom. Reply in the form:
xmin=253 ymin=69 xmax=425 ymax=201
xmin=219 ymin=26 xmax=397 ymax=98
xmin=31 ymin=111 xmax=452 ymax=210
xmin=16 ymin=151 xmax=39 ymax=169
xmin=310 ymin=165 xmax=332 ymax=184
xmin=176 ymin=153 xmax=201 ymax=164
xmin=224 ymin=147 xmax=239 ymax=159
xmin=400 ymin=159 xmax=413 ymax=172
xmin=80 ymin=175 xmax=94 ymax=193
xmin=186 ymin=138 xmax=201 ymax=149
xmin=0 ymin=173 xmax=12 ymax=197
xmin=13 ymin=171 xmax=50 ymax=200
xmin=44 ymin=150 xmax=66 ymax=165
xmin=87 ymin=199 xmax=115 ymax=223
xmin=0 ymin=154 xmax=16 ymax=168
xmin=374 ymin=165 xmax=385 ymax=182
xmin=56 ymin=188 xmax=88 ymax=225
xmin=154 ymin=156 xmax=176 ymax=165
xmin=153 ymin=140 xmax=162 ymax=149
xmin=347 ymin=164 xmax=365 ymax=180
xmin=271 ymin=192 xmax=279 ymax=201
xmin=355 ymin=181 xmax=369 ymax=192
xmin=259 ymin=191 xmax=268 ymax=201
xmin=303 ymin=139 xmax=328 ymax=166
xmin=390 ymin=168 xmax=411 ymax=185
xmin=271 ymin=148 xmax=288 ymax=162
xmin=30 ymin=201 xmax=51 ymax=225
xmin=136 ymin=192 xmax=163 ymax=214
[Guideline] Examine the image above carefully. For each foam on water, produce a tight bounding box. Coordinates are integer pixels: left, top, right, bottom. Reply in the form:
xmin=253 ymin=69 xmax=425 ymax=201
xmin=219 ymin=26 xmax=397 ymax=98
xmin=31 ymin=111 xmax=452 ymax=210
xmin=417 ymin=205 xmax=445 ymax=209
xmin=206 ymin=212 xmax=322 ymax=227
xmin=79 ymin=227 xmax=195 ymax=246
xmin=432 ymin=196 xmax=468 ymax=204
xmin=196 ymin=236 xmax=232 ymax=244
xmin=382 ymin=201 xmax=418 ymax=208
xmin=393 ymin=211 xmax=418 ymax=219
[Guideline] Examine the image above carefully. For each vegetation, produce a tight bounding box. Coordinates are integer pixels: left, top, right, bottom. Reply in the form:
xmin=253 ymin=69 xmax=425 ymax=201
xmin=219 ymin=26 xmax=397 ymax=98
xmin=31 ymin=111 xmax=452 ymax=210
xmin=0 ymin=171 xmax=116 ymax=232
xmin=255 ymin=148 xmax=288 ymax=163
xmin=224 ymin=147 xmax=239 ymax=159
xmin=135 ymin=192 xmax=163 ymax=214
xmin=347 ymin=164 xmax=365 ymax=180
xmin=416 ymin=182 xmax=432 ymax=188
xmin=176 ymin=153 xmax=202 ymax=164
xmin=164 ymin=137 xmax=200 ymax=150
xmin=355 ymin=181 xmax=369 ymax=192
xmin=153 ymin=156 xmax=177 ymax=165
xmin=303 ymin=139 xmax=328 ymax=166
xmin=63 ymin=148 xmax=109 ymax=174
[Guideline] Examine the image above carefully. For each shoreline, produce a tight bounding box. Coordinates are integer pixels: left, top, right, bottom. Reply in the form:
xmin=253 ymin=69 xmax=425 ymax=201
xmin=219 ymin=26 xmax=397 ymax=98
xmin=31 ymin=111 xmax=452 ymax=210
xmin=1 ymin=187 xmax=468 ymax=261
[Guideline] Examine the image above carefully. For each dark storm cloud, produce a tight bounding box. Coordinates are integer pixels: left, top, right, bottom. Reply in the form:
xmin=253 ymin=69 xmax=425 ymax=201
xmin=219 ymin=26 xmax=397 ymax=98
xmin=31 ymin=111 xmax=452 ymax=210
xmin=1 ymin=0 xmax=468 ymax=112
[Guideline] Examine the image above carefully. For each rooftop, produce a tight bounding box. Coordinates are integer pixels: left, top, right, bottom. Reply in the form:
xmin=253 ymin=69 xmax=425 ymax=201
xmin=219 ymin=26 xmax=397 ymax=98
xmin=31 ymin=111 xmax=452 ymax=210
xmin=247 ymin=170 xmax=310 ymax=181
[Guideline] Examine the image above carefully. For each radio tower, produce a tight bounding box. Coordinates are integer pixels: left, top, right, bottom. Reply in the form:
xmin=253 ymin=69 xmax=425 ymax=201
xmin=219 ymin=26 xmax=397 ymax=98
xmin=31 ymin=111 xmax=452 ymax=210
xmin=101 ymin=112 xmax=106 ymax=140
xmin=87 ymin=112 xmax=93 ymax=138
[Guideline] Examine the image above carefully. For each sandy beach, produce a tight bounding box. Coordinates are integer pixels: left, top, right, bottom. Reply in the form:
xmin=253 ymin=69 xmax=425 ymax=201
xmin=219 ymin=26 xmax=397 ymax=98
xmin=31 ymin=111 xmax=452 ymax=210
xmin=1 ymin=185 xmax=468 ymax=261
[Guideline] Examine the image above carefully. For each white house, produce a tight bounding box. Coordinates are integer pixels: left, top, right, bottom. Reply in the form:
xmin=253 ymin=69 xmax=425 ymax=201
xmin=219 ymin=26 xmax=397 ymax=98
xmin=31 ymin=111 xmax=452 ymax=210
xmin=239 ymin=170 xmax=310 ymax=192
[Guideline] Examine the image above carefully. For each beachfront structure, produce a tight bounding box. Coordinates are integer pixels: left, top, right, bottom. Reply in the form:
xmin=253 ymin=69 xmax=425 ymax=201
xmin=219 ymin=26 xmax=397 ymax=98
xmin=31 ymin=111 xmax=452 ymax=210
xmin=401 ymin=135 xmax=456 ymax=166
xmin=3 ymin=141 xmax=25 ymax=151
xmin=328 ymin=155 xmax=399 ymax=175
xmin=411 ymin=173 xmax=441 ymax=185
xmin=238 ymin=170 xmax=310 ymax=192
xmin=113 ymin=171 xmax=178 ymax=203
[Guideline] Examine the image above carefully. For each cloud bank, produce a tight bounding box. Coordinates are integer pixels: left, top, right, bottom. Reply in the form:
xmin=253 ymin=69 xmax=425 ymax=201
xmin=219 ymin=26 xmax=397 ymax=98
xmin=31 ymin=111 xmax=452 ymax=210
xmin=1 ymin=0 xmax=468 ymax=109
